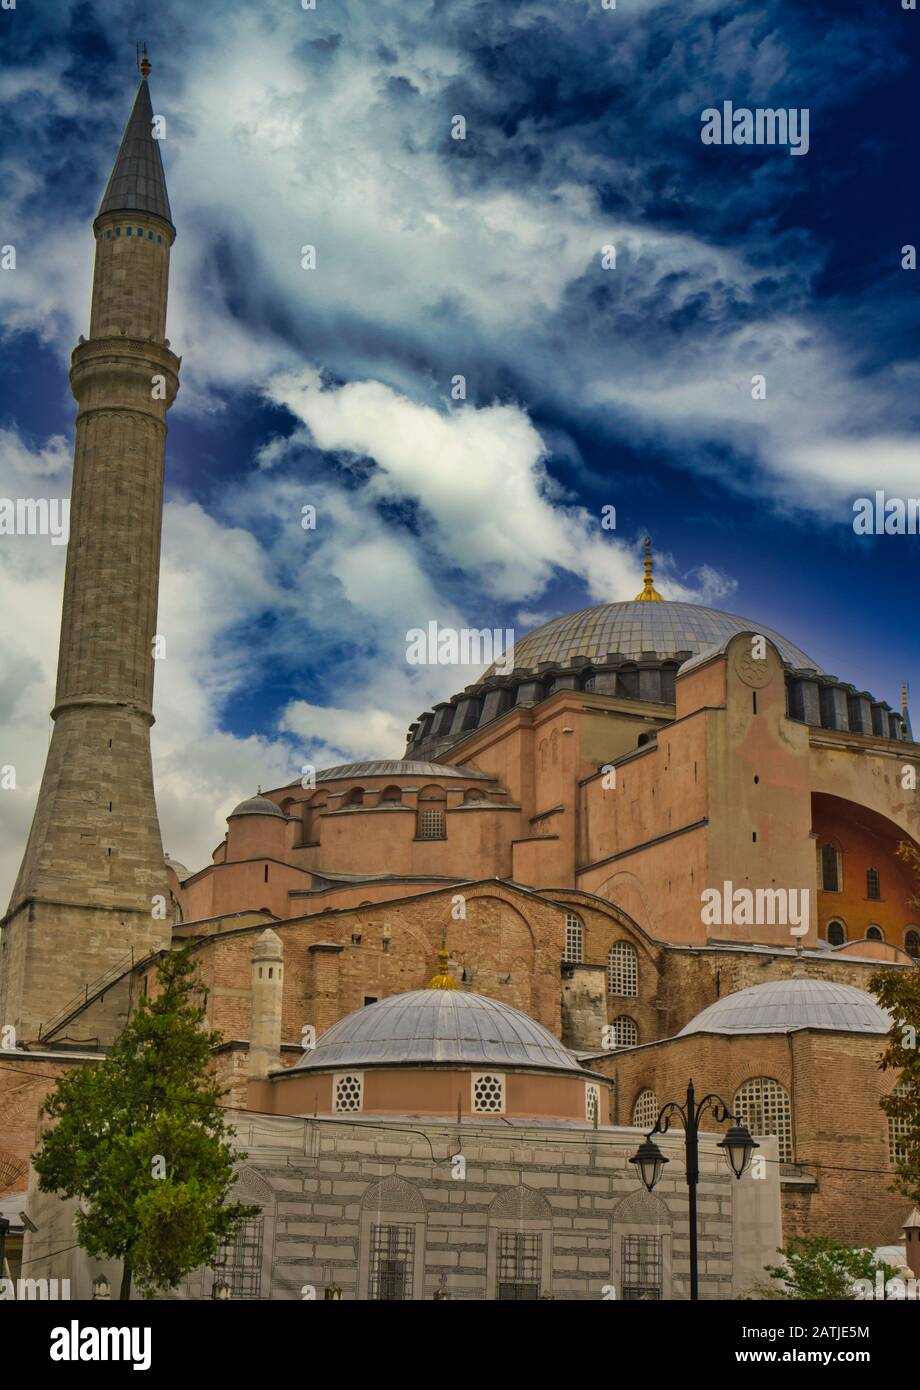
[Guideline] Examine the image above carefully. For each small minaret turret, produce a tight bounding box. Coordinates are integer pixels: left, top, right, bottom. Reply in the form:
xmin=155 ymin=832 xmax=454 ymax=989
xmin=249 ymin=930 xmax=284 ymax=1079
xmin=0 ymin=55 xmax=180 ymax=1042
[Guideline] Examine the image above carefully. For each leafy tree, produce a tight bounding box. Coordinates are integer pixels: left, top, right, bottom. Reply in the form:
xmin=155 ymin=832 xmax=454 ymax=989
xmin=33 ymin=946 xmax=258 ymax=1299
xmin=761 ymin=1237 xmax=897 ymax=1300
xmin=868 ymin=842 xmax=920 ymax=1205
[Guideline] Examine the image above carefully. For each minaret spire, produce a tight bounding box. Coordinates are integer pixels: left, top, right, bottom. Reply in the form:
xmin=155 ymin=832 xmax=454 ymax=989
xmin=633 ymin=536 xmax=664 ymax=602
xmin=0 ymin=61 xmax=181 ymax=1042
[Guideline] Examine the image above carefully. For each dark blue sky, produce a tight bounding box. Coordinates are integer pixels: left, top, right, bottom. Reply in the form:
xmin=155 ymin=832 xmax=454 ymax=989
xmin=1 ymin=0 xmax=918 ymax=877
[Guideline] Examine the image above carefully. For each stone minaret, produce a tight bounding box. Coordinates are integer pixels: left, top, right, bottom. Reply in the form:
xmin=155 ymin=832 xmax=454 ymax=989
xmin=0 ymin=55 xmax=179 ymax=1042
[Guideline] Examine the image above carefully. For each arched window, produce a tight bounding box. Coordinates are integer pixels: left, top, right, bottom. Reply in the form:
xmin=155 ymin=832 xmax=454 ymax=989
xmin=611 ymin=1016 xmax=638 ymax=1048
xmin=866 ymin=867 xmax=881 ymax=900
xmin=608 ymin=941 xmax=638 ymax=997
xmin=888 ymin=1084 xmax=910 ymax=1165
xmin=734 ymin=1077 xmax=793 ymax=1163
xmin=380 ymin=785 xmax=402 ymax=804
xmin=632 ymin=1089 xmax=659 ymax=1130
xmin=826 ymin=920 xmax=846 ymax=947
xmin=820 ymin=843 xmax=841 ymax=892
xmin=346 ymin=787 xmax=365 ymax=806
xmin=905 ymin=929 xmax=920 ymax=959
xmin=563 ymin=912 xmax=584 ymax=963
xmin=866 ymin=925 xmax=884 ymax=942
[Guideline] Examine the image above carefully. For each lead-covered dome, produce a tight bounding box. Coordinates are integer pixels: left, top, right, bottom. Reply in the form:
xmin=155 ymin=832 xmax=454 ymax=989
xmin=487 ymin=599 xmax=819 ymax=675
xmin=292 ymin=989 xmax=583 ymax=1073
xmin=228 ymin=794 xmax=286 ymax=819
xmin=678 ymin=978 xmax=891 ymax=1037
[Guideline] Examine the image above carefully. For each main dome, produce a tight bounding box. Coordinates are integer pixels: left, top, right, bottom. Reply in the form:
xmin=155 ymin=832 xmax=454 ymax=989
xmin=291 ymin=989 xmax=583 ymax=1073
xmin=677 ymin=978 xmax=891 ymax=1037
xmin=489 ymin=600 xmax=819 ymax=675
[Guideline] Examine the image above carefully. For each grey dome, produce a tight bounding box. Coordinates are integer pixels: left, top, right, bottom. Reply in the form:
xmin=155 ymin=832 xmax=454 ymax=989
xmin=313 ymin=760 xmax=491 ymax=783
xmin=678 ymin=978 xmax=891 ymax=1037
xmin=292 ymin=989 xmax=583 ymax=1072
xmin=228 ymin=794 xmax=286 ymax=820
xmin=485 ymin=600 xmax=818 ymax=675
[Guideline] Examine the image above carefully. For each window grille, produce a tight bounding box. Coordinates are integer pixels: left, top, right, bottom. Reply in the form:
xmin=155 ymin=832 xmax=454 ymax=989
xmin=216 ymin=1216 xmax=264 ymax=1299
xmin=369 ymin=1223 xmax=415 ymax=1301
xmin=496 ymin=1231 xmax=540 ymax=1300
xmin=622 ymin=1234 xmax=662 ymax=1300
xmin=632 ymin=1090 xmax=659 ymax=1130
xmin=585 ymin=1083 xmax=600 ymax=1124
xmin=889 ymin=1085 xmax=910 ymax=1165
xmin=416 ymin=808 xmax=446 ymax=840
xmin=867 ymin=867 xmax=880 ymax=900
xmin=472 ymin=1073 xmax=505 ymax=1113
xmin=734 ymin=1077 xmax=793 ymax=1163
xmin=564 ymin=912 xmax=584 ymax=963
xmin=608 ymin=941 xmax=638 ymax=996
xmin=906 ymin=930 xmax=920 ymax=959
xmin=612 ymin=1016 xmax=638 ymax=1048
xmin=334 ymin=1073 xmax=363 ymax=1112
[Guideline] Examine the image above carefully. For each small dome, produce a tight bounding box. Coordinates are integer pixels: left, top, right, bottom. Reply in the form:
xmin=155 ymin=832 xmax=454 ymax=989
xmin=229 ymin=794 xmax=286 ymax=820
xmin=678 ymin=978 xmax=891 ymax=1037
xmin=292 ymin=989 xmax=583 ymax=1073
xmin=164 ymin=853 xmax=190 ymax=881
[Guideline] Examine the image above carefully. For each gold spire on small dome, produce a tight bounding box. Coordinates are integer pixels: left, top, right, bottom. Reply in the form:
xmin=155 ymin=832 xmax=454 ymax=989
xmin=427 ymin=944 xmax=457 ymax=990
xmin=633 ymin=536 xmax=664 ymax=602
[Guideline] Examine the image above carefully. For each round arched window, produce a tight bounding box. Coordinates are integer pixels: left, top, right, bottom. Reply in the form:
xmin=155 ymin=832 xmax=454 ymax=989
xmin=866 ymin=925 xmax=884 ymax=942
xmin=632 ymin=1089 xmax=659 ymax=1130
xmin=826 ymin=920 xmax=846 ymax=947
xmin=734 ymin=1077 xmax=793 ymax=1163
xmin=607 ymin=941 xmax=638 ymax=997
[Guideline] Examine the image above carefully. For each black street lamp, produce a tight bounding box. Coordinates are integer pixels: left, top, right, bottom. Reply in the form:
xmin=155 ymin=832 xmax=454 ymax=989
xmin=629 ymin=1078 xmax=758 ymax=1301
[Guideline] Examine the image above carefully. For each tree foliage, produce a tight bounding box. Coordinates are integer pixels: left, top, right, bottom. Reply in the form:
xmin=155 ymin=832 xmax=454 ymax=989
xmin=762 ymin=1237 xmax=897 ymax=1300
xmin=868 ymin=841 xmax=920 ymax=1205
xmin=33 ymin=946 xmax=258 ymax=1298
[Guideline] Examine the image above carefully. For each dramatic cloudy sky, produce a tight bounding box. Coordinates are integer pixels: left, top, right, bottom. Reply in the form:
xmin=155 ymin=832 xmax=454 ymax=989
xmin=0 ymin=0 xmax=918 ymax=893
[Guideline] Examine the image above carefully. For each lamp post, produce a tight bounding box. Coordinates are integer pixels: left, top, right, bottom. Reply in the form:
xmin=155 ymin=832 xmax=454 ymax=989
xmin=629 ymin=1078 xmax=757 ymax=1302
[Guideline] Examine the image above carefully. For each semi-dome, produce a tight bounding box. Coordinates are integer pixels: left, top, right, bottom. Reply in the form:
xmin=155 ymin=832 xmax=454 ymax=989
xmin=486 ymin=599 xmax=819 ymax=676
xmin=677 ymin=978 xmax=891 ymax=1037
xmin=291 ymin=988 xmax=584 ymax=1073
xmin=228 ymin=794 xmax=286 ymax=819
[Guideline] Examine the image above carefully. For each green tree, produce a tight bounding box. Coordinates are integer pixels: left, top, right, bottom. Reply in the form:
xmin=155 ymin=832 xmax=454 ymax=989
xmin=33 ymin=946 xmax=258 ymax=1299
xmin=868 ymin=841 xmax=920 ymax=1205
xmin=762 ymin=1237 xmax=897 ymax=1300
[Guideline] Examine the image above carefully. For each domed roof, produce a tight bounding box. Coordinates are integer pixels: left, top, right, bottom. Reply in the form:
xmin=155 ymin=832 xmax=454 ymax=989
xmin=291 ymin=989 xmax=583 ymax=1072
xmin=228 ymin=794 xmax=286 ymax=819
xmin=678 ymin=978 xmax=891 ymax=1037
xmin=164 ymin=853 xmax=190 ymax=880
xmin=488 ymin=600 xmax=819 ymax=675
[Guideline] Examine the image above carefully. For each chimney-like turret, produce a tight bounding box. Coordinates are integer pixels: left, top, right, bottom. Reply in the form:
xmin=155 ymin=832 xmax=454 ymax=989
xmin=249 ymin=929 xmax=284 ymax=1079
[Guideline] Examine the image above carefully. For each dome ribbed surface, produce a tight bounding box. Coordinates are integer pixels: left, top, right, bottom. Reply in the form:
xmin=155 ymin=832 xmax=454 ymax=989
xmin=292 ymin=989 xmax=582 ymax=1072
xmin=485 ymin=600 xmax=818 ymax=675
xmin=678 ymin=978 xmax=891 ymax=1037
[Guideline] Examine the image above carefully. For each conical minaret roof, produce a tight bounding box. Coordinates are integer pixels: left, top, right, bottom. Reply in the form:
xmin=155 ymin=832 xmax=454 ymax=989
xmin=97 ymin=52 xmax=173 ymax=230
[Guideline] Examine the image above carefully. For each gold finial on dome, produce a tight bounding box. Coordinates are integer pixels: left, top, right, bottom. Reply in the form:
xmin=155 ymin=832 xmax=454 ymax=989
xmin=427 ymin=944 xmax=457 ymax=990
xmin=633 ymin=536 xmax=664 ymax=602
xmin=139 ymin=44 xmax=151 ymax=80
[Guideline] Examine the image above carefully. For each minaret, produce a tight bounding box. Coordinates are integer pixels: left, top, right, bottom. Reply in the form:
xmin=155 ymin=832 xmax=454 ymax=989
xmin=0 ymin=53 xmax=180 ymax=1042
